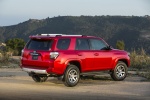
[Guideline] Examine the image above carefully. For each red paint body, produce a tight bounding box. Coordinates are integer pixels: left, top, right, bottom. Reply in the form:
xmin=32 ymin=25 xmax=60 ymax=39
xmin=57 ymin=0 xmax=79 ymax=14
xmin=21 ymin=35 xmax=130 ymax=76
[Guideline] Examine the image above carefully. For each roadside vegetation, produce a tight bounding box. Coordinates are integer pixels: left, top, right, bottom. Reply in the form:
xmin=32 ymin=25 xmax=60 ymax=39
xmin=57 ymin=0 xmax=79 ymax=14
xmin=0 ymin=51 xmax=20 ymax=68
xmin=130 ymin=48 xmax=150 ymax=80
xmin=0 ymin=38 xmax=25 ymax=68
xmin=116 ymin=41 xmax=150 ymax=80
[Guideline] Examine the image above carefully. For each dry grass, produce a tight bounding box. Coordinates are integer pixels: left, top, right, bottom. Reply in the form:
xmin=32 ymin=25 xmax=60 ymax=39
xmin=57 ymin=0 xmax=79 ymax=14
xmin=0 ymin=54 xmax=20 ymax=68
xmin=130 ymin=49 xmax=150 ymax=79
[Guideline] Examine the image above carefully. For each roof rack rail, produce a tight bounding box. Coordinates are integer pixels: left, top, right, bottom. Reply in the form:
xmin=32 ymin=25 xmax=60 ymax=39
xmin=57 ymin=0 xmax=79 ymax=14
xmin=40 ymin=34 xmax=64 ymax=36
xmin=35 ymin=34 xmax=86 ymax=37
xmin=60 ymin=35 xmax=82 ymax=37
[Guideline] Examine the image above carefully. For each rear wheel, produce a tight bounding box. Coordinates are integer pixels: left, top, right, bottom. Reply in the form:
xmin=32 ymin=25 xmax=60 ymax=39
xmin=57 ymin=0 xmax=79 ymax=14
xmin=110 ymin=61 xmax=127 ymax=81
xmin=32 ymin=75 xmax=48 ymax=82
xmin=63 ymin=65 xmax=80 ymax=87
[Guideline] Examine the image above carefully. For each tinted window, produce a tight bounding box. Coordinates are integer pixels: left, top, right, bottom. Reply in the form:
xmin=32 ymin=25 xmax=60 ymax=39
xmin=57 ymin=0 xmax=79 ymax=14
xmin=90 ymin=39 xmax=107 ymax=50
xmin=76 ymin=38 xmax=90 ymax=50
xmin=57 ymin=39 xmax=71 ymax=50
xmin=27 ymin=39 xmax=53 ymax=50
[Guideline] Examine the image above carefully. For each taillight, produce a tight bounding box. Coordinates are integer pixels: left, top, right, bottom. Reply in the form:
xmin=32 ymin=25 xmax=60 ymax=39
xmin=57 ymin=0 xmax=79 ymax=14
xmin=21 ymin=49 xmax=24 ymax=59
xmin=50 ymin=52 xmax=59 ymax=59
xmin=21 ymin=49 xmax=24 ymax=56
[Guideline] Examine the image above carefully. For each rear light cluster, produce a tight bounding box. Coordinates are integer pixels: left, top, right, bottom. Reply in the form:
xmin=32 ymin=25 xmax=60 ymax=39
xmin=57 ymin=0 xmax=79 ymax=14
xmin=21 ymin=49 xmax=24 ymax=59
xmin=50 ymin=52 xmax=59 ymax=59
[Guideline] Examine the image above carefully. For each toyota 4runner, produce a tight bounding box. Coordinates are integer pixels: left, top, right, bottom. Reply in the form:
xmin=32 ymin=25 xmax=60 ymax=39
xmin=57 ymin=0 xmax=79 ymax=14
xmin=21 ymin=34 xmax=130 ymax=87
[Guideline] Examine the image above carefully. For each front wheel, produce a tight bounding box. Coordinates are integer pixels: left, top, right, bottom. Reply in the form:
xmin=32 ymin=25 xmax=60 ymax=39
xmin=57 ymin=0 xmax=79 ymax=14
xmin=63 ymin=65 xmax=80 ymax=87
xmin=32 ymin=75 xmax=48 ymax=82
xmin=110 ymin=61 xmax=128 ymax=81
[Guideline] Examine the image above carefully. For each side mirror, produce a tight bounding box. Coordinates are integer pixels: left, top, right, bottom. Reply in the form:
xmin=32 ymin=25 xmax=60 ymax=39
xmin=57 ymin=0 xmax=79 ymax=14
xmin=107 ymin=45 xmax=112 ymax=50
xmin=101 ymin=46 xmax=112 ymax=50
xmin=110 ymin=45 xmax=113 ymax=48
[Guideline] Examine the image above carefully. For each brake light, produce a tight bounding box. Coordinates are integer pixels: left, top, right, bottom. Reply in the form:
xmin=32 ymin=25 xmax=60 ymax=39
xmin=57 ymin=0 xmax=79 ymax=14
xmin=50 ymin=52 xmax=59 ymax=59
xmin=21 ymin=49 xmax=24 ymax=59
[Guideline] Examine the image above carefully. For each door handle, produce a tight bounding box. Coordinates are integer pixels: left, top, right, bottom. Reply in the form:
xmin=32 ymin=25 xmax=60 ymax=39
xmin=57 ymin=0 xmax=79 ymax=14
xmin=94 ymin=53 xmax=99 ymax=56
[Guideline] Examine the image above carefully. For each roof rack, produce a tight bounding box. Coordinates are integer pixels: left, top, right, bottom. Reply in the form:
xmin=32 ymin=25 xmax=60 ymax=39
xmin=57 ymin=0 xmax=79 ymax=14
xmin=40 ymin=34 xmax=64 ymax=36
xmin=35 ymin=34 xmax=86 ymax=37
xmin=60 ymin=35 xmax=83 ymax=37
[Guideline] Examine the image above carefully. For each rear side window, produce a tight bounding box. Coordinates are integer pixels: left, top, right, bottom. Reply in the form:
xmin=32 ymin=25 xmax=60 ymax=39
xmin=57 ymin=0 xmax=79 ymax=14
xmin=26 ymin=39 xmax=53 ymax=50
xmin=76 ymin=38 xmax=90 ymax=50
xmin=57 ymin=39 xmax=71 ymax=50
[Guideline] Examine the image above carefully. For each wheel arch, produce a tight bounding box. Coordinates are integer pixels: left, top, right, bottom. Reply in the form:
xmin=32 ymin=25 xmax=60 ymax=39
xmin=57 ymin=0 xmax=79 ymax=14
xmin=118 ymin=59 xmax=129 ymax=67
xmin=113 ymin=58 xmax=129 ymax=69
xmin=64 ymin=59 xmax=82 ymax=73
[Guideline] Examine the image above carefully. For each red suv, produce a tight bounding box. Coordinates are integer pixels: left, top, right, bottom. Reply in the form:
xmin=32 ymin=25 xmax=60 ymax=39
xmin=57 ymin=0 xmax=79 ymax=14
xmin=21 ymin=34 xmax=130 ymax=87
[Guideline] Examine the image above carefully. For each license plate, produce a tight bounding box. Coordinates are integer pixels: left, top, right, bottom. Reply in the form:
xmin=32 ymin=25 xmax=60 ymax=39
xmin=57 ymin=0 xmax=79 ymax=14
xmin=32 ymin=55 xmax=38 ymax=60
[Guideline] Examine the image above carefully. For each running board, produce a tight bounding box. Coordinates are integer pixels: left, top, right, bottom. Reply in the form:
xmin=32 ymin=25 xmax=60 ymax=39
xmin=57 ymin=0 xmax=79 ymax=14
xmin=80 ymin=71 xmax=110 ymax=76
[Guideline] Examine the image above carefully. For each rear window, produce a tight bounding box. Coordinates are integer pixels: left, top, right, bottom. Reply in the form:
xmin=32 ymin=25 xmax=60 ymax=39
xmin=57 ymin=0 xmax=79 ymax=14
xmin=26 ymin=39 xmax=53 ymax=50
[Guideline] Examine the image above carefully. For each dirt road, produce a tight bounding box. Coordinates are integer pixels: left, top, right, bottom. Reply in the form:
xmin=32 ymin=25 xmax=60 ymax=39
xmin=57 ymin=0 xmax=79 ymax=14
xmin=0 ymin=68 xmax=150 ymax=100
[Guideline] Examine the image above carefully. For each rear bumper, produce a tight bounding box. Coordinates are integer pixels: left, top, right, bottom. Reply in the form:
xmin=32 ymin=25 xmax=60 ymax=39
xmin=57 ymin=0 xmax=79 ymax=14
xmin=22 ymin=67 xmax=48 ymax=74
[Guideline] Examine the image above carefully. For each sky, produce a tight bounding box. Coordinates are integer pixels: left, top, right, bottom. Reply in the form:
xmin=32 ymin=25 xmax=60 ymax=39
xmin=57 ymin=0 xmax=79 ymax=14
xmin=0 ymin=0 xmax=150 ymax=26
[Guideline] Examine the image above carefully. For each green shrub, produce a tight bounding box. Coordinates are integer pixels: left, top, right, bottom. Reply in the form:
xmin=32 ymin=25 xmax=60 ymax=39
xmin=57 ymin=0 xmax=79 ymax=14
xmin=116 ymin=40 xmax=125 ymax=50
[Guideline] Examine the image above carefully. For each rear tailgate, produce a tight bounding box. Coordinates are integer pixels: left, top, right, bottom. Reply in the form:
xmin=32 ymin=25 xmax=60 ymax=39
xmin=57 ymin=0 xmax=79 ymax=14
xmin=21 ymin=39 xmax=54 ymax=69
xmin=22 ymin=50 xmax=54 ymax=69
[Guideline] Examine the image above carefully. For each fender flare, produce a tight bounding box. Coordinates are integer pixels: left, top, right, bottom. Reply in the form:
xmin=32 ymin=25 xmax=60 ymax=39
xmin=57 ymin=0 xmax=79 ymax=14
xmin=63 ymin=59 xmax=82 ymax=73
xmin=112 ymin=57 xmax=129 ymax=70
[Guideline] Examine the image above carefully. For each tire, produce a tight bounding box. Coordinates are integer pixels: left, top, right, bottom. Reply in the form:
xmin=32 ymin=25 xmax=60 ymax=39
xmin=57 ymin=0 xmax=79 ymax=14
xmin=32 ymin=75 xmax=48 ymax=82
xmin=63 ymin=65 xmax=80 ymax=87
xmin=110 ymin=61 xmax=127 ymax=81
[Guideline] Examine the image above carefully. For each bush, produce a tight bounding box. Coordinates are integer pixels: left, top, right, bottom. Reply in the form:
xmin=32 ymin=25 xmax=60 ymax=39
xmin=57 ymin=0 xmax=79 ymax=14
xmin=5 ymin=38 xmax=25 ymax=56
xmin=130 ymin=48 xmax=150 ymax=79
xmin=0 ymin=51 xmax=20 ymax=68
xmin=0 ymin=51 xmax=10 ymax=67
xmin=116 ymin=40 xmax=125 ymax=50
xmin=130 ymin=49 xmax=150 ymax=70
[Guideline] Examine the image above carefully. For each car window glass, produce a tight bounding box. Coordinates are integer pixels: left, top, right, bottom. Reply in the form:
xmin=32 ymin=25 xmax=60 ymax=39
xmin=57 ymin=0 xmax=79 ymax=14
xmin=76 ymin=38 xmax=90 ymax=50
xmin=27 ymin=39 xmax=53 ymax=50
xmin=57 ymin=39 xmax=71 ymax=50
xmin=90 ymin=39 xmax=107 ymax=50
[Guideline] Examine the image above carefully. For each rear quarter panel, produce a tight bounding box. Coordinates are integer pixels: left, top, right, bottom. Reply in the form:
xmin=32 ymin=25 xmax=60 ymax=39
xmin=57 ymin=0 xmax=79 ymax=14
xmin=53 ymin=50 xmax=78 ymax=75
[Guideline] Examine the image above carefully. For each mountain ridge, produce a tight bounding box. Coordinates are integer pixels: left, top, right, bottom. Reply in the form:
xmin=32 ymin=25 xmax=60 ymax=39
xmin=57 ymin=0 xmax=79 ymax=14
xmin=0 ymin=16 xmax=150 ymax=53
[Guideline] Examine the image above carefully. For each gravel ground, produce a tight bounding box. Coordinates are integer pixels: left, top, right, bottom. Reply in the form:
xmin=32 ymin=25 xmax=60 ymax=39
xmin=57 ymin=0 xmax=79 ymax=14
xmin=0 ymin=68 xmax=150 ymax=100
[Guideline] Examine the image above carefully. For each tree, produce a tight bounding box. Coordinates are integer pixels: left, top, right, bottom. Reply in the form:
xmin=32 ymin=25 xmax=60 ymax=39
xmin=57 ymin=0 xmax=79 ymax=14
xmin=116 ymin=40 xmax=125 ymax=50
xmin=5 ymin=38 xmax=25 ymax=55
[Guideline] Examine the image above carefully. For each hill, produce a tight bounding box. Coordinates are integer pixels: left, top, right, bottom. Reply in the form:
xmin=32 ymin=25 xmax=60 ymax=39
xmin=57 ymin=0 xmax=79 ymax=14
xmin=0 ymin=16 xmax=150 ymax=53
